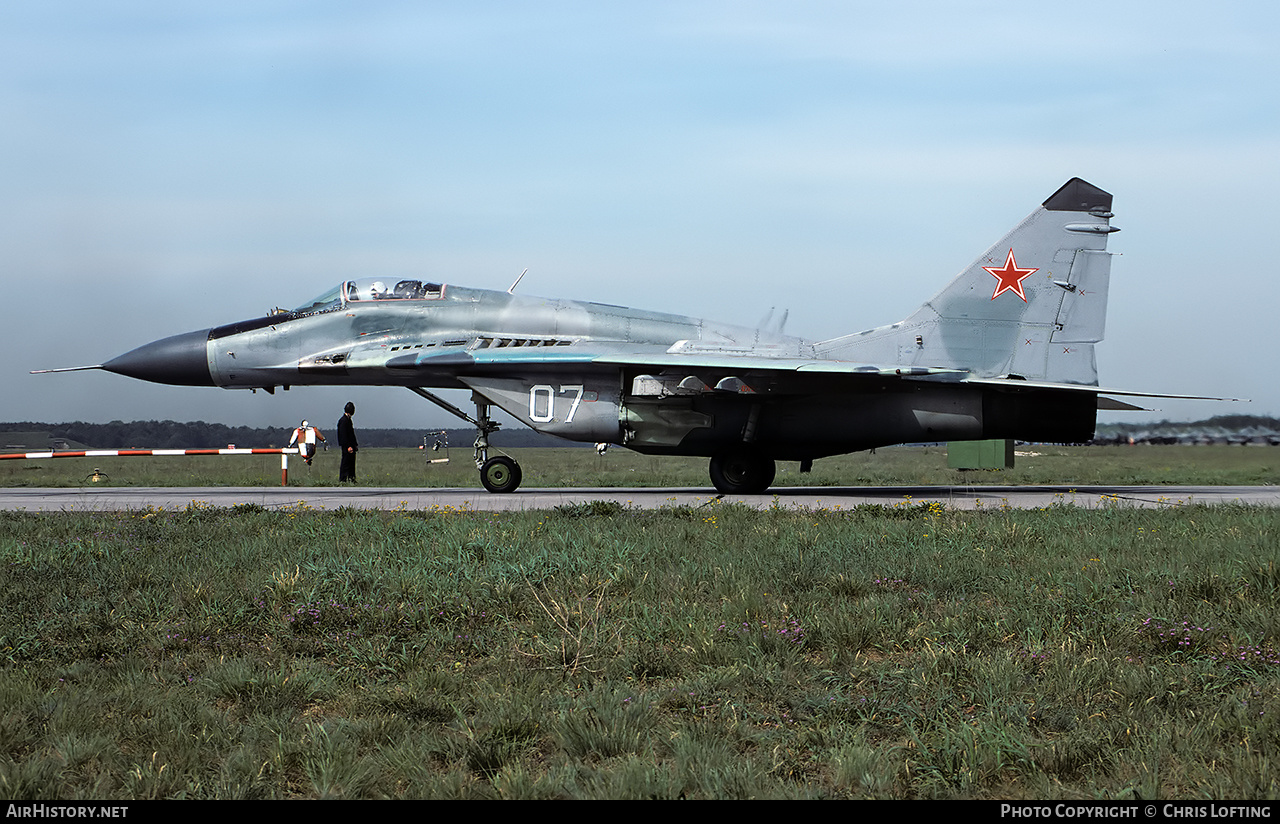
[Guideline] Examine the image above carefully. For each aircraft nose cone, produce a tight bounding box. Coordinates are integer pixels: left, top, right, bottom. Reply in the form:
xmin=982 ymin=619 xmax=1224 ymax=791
xmin=102 ymin=329 xmax=214 ymax=386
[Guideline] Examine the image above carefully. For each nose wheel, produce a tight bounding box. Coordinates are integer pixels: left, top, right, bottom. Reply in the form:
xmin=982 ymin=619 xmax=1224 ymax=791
xmin=480 ymin=455 xmax=523 ymax=493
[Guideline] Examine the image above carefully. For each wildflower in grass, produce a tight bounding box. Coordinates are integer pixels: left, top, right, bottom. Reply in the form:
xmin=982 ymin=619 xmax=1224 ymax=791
xmin=715 ymin=617 xmax=807 ymax=646
xmin=1132 ymin=616 xmax=1280 ymax=669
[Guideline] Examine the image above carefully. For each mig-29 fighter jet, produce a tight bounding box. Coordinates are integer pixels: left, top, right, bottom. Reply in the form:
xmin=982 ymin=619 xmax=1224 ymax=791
xmin=38 ymin=178 xmax=1219 ymax=493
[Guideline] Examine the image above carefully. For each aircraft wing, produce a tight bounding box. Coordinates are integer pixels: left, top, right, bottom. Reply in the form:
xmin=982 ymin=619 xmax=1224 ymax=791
xmin=393 ymin=345 xmax=967 ymax=378
xmin=392 ymin=345 xmax=1242 ymax=403
xmin=594 ymin=351 xmax=967 ymax=378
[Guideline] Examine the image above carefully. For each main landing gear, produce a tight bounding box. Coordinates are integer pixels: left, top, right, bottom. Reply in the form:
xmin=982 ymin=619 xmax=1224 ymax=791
xmin=708 ymin=449 xmax=776 ymax=495
xmin=408 ymin=388 xmax=524 ymax=493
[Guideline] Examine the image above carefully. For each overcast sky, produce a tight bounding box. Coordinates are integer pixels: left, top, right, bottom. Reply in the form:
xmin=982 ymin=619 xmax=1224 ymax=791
xmin=3 ymin=1 xmax=1276 ymax=431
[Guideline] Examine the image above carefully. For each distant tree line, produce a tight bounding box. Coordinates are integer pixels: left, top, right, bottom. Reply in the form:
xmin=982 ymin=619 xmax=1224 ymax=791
xmin=0 ymin=421 xmax=582 ymax=450
xmin=1094 ymin=414 xmax=1280 ymax=438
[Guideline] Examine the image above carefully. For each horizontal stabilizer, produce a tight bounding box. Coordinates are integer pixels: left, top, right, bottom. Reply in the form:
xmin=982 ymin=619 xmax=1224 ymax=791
xmin=1097 ymin=397 xmax=1150 ymax=411
xmin=959 ymin=375 xmax=1247 ymax=403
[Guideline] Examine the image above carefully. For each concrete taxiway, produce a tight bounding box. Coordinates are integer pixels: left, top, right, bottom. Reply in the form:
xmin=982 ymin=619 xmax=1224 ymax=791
xmin=0 ymin=485 xmax=1277 ymax=512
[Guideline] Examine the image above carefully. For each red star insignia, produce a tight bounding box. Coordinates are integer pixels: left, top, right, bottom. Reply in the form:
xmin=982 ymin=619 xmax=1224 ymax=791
xmin=984 ymin=249 xmax=1038 ymax=302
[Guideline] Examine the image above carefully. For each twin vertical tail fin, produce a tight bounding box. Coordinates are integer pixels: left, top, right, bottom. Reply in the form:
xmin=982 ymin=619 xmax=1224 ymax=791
xmin=816 ymin=178 xmax=1118 ymax=385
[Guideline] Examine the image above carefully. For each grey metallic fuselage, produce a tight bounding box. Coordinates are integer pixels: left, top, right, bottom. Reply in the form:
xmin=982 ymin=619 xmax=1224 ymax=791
xmin=99 ymin=275 xmax=1098 ymax=461
xmin=104 ymin=283 xmax=811 ymax=392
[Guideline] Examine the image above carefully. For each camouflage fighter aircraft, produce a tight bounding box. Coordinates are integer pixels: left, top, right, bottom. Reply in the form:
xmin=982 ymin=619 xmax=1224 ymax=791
xmin=36 ymin=178 xmax=1225 ymax=493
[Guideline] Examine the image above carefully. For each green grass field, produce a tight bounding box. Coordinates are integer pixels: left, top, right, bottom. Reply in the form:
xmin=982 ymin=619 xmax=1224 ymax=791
xmin=2 ymin=494 xmax=1278 ymax=799
xmin=4 ymin=444 xmax=1279 ymax=488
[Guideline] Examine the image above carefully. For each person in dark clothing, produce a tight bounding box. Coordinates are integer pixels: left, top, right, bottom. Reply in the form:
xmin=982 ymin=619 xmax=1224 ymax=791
xmin=337 ymin=401 xmax=358 ymax=482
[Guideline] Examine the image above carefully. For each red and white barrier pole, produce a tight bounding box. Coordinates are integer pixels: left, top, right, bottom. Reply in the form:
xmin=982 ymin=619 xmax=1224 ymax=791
xmin=0 ymin=448 xmax=302 ymax=486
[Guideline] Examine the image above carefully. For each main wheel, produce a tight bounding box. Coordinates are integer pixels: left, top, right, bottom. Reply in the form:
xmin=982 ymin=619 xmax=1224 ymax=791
xmin=708 ymin=451 xmax=776 ymax=495
xmin=479 ymin=456 xmax=523 ymax=493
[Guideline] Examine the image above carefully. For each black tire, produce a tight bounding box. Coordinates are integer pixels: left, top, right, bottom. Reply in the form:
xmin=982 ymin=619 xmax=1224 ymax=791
xmin=479 ymin=456 xmax=523 ymax=493
xmin=708 ymin=451 xmax=776 ymax=494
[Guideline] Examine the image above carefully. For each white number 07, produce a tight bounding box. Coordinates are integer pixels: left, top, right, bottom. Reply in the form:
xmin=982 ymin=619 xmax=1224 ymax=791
xmin=529 ymin=384 xmax=584 ymax=423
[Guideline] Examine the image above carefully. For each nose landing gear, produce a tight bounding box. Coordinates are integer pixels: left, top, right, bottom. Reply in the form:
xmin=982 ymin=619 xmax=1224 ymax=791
xmin=408 ymin=387 xmax=524 ymax=493
xmin=479 ymin=455 xmax=522 ymax=493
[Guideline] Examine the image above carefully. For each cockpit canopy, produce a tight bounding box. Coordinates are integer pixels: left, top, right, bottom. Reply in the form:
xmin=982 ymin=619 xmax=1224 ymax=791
xmin=292 ymin=279 xmax=445 ymax=315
